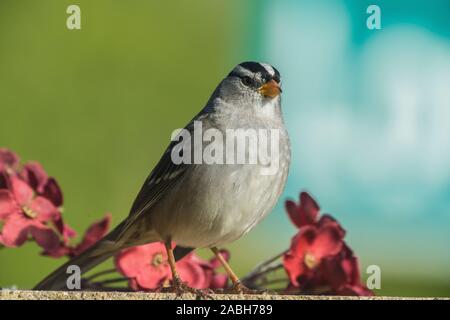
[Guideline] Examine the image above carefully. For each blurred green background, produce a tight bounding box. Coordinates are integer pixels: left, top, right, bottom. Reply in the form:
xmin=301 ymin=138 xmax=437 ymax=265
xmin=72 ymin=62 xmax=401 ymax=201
xmin=1 ymin=0 xmax=449 ymax=296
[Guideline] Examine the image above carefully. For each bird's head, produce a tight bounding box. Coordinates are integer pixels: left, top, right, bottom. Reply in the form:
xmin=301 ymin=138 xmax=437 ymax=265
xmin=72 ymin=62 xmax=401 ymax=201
xmin=214 ymin=62 xmax=282 ymax=115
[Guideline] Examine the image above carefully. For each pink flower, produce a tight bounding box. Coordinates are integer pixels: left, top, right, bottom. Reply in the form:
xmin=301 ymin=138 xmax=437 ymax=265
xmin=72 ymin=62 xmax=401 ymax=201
xmin=115 ymin=243 xmax=172 ymax=290
xmin=283 ymin=191 xmax=373 ymax=296
xmin=0 ymin=148 xmax=112 ymax=259
xmin=0 ymin=175 xmax=62 ymax=251
xmin=283 ymin=225 xmax=344 ymax=287
xmin=115 ymin=243 xmax=230 ymax=291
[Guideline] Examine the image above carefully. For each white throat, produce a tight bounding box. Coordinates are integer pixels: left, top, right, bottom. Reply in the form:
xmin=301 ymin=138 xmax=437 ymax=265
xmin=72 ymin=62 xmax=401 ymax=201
xmin=256 ymin=97 xmax=280 ymax=119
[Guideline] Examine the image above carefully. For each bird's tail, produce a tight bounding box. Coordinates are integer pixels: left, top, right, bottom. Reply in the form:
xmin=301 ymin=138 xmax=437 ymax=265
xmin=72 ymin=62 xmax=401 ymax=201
xmin=33 ymin=239 xmax=120 ymax=291
xmin=34 ymin=219 xmax=131 ymax=291
xmin=34 ymin=219 xmax=194 ymax=291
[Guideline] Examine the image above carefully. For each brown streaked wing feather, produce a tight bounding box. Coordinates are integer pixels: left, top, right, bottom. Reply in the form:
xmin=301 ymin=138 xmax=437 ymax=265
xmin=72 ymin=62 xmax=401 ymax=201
xmin=117 ymin=113 xmax=209 ymax=240
xmin=117 ymin=144 xmax=187 ymax=239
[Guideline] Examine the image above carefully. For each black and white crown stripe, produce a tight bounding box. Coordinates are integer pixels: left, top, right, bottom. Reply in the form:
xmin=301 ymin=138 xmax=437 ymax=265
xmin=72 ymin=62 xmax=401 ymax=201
xmin=229 ymin=61 xmax=281 ymax=83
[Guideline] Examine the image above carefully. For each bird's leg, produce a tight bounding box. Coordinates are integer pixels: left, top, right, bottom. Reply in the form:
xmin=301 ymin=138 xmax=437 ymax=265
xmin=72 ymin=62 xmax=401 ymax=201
xmin=164 ymin=240 xmax=182 ymax=288
xmin=164 ymin=240 xmax=211 ymax=299
xmin=211 ymin=247 xmax=263 ymax=295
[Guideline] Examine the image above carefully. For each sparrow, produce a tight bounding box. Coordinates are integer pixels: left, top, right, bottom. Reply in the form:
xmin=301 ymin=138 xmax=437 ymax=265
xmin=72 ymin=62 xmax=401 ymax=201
xmin=34 ymin=61 xmax=291 ymax=295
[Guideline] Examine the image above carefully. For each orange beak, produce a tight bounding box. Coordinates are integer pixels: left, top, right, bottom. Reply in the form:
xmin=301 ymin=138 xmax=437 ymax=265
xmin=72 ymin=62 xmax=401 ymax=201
xmin=258 ymin=79 xmax=282 ymax=98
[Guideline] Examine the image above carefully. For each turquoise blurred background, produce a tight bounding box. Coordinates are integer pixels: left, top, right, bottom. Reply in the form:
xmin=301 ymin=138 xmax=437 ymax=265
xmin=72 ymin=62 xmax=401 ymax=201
xmin=1 ymin=0 xmax=449 ymax=296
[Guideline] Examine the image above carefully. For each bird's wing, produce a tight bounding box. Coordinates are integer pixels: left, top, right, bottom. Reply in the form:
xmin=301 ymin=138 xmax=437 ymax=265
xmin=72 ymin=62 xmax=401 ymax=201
xmin=117 ymin=113 xmax=209 ymax=240
xmin=134 ymin=145 xmax=186 ymax=213
xmin=116 ymin=142 xmax=187 ymax=240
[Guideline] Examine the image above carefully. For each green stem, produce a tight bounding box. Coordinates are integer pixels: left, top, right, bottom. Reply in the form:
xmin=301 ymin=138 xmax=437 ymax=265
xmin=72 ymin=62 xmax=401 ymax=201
xmin=241 ymin=250 xmax=287 ymax=287
xmin=257 ymin=278 xmax=288 ymax=287
xmin=93 ymin=277 xmax=129 ymax=285
xmin=85 ymin=268 xmax=118 ymax=281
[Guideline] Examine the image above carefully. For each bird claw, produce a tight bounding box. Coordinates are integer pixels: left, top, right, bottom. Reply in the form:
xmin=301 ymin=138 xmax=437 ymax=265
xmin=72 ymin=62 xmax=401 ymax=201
xmin=227 ymin=282 xmax=268 ymax=295
xmin=162 ymin=277 xmax=212 ymax=300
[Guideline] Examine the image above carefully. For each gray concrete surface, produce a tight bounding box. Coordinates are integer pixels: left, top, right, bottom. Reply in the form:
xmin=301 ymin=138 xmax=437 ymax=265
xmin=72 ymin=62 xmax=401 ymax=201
xmin=0 ymin=290 xmax=447 ymax=300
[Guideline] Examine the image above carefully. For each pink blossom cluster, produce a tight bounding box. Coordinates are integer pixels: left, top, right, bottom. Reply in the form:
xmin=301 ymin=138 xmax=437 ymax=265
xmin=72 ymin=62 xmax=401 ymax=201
xmin=283 ymin=192 xmax=373 ymax=295
xmin=0 ymin=148 xmax=110 ymax=257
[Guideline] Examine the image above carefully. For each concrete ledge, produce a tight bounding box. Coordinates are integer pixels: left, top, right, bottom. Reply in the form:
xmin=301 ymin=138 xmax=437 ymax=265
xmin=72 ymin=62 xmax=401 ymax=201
xmin=0 ymin=290 xmax=447 ymax=300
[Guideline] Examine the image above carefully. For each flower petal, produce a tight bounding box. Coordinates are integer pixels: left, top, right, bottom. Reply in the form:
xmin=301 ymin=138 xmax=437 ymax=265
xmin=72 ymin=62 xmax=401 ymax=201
xmin=115 ymin=243 xmax=166 ymax=278
xmin=30 ymin=196 xmax=60 ymax=222
xmin=336 ymin=284 xmax=374 ymax=296
xmin=128 ymin=278 xmax=149 ymax=291
xmin=341 ymin=254 xmax=361 ymax=285
xmin=72 ymin=213 xmax=111 ymax=256
xmin=135 ymin=264 xmax=170 ymax=290
xmin=43 ymin=178 xmax=63 ymax=207
xmin=0 ymin=172 xmax=7 ymax=189
xmin=289 ymin=226 xmax=316 ymax=256
xmin=319 ymin=256 xmax=348 ymax=289
xmin=283 ymin=228 xmax=318 ymax=286
xmin=283 ymin=251 xmax=307 ymax=287
xmin=42 ymin=245 xmax=71 ymax=258
xmin=115 ymin=248 xmax=147 ymax=278
xmin=0 ymin=214 xmax=32 ymax=247
xmin=29 ymin=222 xmax=62 ymax=253
xmin=210 ymin=274 xmax=229 ymax=289
xmin=177 ymin=258 xmax=208 ymax=289
xmin=54 ymin=217 xmax=77 ymax=243
xmin=318 ymin=214 xmax=346 ymax=238
xmin=0 ymin=190 xmax=18 ymax=219
xmin=9 ymin=176 xmax=34 ymax=206
xmin=286 ymin=192 xmax=320 ymax=228
xmin=62 ymin=223 xmax=77 ymax=241
xmin=21 ymin=162 xmax=48 ymax=193
xmin=310 ymin=226 xmax=343 ymax=260
xmin=286 ymin=200 xmax=302 ymax=228
xmin=299 ymin=192 xmax=320 ymax=224
xmin=0 ymin=149 xmax=20 ymax=171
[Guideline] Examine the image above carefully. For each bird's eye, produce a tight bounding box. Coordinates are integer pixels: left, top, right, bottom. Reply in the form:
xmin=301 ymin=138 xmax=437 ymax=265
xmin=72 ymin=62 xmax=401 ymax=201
xmin=241 ymin=76 xmax=254 ymax=87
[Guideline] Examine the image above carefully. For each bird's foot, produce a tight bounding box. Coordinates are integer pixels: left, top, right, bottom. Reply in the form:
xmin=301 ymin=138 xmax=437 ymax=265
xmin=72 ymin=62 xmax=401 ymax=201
xmin=162 ymin=277 xmax=212 ymax=300
xmin=227 ymin=282 xmax=270 ymax=295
